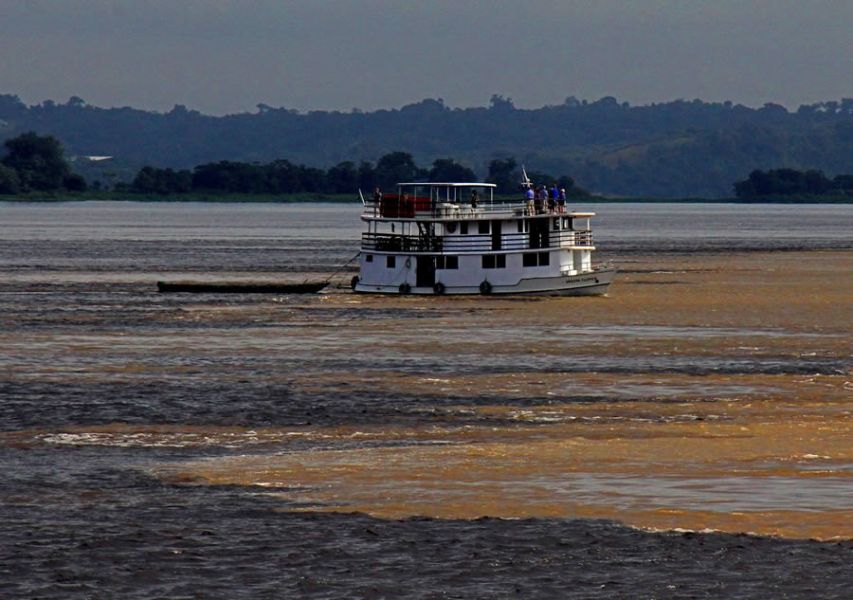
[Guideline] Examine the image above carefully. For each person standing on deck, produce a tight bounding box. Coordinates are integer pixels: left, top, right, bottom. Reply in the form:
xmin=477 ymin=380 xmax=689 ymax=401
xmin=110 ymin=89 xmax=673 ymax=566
xmin=558 ymin=188 xmax=567 ymax=213
xmin=548 ymin=184 xmax=558 ymax=213
xmin=525 ymin=185 xmax=535 ymax=215
xmin=534 ymin=186 xmax=544 ymax=215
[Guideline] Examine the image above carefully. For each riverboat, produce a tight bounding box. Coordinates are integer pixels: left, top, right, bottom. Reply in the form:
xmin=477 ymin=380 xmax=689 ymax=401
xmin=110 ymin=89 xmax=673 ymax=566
xmin=352 ymin=182 xmax=615 ymax=295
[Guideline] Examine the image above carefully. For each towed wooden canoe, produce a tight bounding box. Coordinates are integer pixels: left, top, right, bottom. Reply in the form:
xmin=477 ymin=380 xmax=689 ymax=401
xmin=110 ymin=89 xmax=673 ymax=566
xmin=156 ymin=281 xmax=327 ymax=294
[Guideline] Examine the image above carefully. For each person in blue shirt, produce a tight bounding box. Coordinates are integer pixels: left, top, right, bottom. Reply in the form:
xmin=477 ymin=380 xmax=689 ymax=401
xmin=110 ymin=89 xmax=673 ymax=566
xmin=547 ymin=184 xmax=558 ymax=213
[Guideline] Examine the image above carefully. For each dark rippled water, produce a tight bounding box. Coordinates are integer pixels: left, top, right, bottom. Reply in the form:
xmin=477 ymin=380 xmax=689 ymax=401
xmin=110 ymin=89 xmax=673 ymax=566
xmin=1 ymin=201 xmax=851 ymax=598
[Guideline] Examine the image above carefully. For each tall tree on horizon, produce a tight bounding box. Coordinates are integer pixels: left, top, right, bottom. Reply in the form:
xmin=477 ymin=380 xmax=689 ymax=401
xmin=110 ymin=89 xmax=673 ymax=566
xmin=1 ymin=131 xmax=82 ymax=192
xmin=486 ymin=158 xmax=519 ymax=194
xmin=374 ymin=152 xmax=425 ymax=190
xmin=428 ymin=158 xmax=475 ymax=183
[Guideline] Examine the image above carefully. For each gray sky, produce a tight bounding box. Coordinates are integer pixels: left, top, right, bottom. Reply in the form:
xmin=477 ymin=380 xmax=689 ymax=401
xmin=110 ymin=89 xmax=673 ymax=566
xmin=1 ymin=0 xmax=851 ymax=114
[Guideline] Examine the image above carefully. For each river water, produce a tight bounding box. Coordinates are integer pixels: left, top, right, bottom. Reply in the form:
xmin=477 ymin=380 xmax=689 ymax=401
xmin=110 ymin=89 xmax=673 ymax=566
xmin=0 ymin=201 xmax=851 ymax=598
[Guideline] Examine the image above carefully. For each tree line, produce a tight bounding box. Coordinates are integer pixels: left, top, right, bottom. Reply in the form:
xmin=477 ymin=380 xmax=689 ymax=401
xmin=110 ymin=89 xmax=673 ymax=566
xmin=3 ymin=93 xmax=852 ymax=197
xmin=126 ymin=153 xmax=585 ymax=197
xmin=734 ymin=169 xmax=853 ymax=198
xmin=0 ymin=132 xmax=586 ymax=197
xmin=2 ymin=132 xmax=850 ymax=202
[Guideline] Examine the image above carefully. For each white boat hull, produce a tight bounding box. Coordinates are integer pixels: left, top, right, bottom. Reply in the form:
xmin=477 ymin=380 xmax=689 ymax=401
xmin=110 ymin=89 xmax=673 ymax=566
xmin=355 ymin=268 xmax=616 ymax=296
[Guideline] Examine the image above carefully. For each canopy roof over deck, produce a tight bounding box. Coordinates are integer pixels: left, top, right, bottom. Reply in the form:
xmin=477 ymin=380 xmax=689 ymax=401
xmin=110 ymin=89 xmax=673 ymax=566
xmin=396 ymin=182 xmax=496 ymax=188
xmin=394 ymin=182 xmax=496 ymax=206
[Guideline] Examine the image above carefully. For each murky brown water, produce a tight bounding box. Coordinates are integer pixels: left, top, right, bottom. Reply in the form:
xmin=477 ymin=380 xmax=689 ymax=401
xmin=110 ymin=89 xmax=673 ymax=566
xmin=124 ymin=250 xmax=849 ymax=542
xmin=1 ymin=202 xmax=851 ymax=598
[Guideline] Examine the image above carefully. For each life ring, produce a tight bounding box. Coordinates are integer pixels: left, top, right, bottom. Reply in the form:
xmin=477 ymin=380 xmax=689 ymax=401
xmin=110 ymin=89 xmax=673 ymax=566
xmin=445 ymin=221 xmax=457 ymax=234
xmin=479 ymin=280 xmax=493 ymax=295
xmin=350 ymin=275 xmax=360 ymax=290
xmin=399 ymin=282 xmax=411 ymax=294
xmin=433 ymin=282 xmax=446 ymax=295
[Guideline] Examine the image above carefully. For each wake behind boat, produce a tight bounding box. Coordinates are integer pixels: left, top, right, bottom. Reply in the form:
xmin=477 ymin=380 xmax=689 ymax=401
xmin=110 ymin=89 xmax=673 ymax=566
xmin=352 ymin=181 xmax=615 ymax=295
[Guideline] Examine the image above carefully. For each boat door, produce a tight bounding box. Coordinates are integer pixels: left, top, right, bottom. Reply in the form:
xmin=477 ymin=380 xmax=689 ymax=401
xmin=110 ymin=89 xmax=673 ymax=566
xmin=416 ymin=256 xmax=436 ymax=287
xmin=491 ymin=220 xmax=502 ymax=250
xmin=529 ymin=219 xmax=549 ymax=249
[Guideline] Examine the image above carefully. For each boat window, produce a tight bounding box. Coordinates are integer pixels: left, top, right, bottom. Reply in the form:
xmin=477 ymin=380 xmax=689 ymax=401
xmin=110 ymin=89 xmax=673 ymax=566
xmin=482 ymin=255 xmax=506 ymax=269
xmin=436 ymin=256 xmax=458 ymax=270
xmin=460 ymin=222 xmax=469 ymax=235
xmin=478 ymin=221 xmax=490 ymax=235
xmin=553 ymin=218 xmax=560 ymax=231
xmin=386 ymin=255 xmax=396 ymax=269
xmin=523 ymin=252 xmax=550 ymax=267
xmin=365 ymin=254 xmax=373 ymax=262
xmin=562 ymin=217 xmax=571 ymax=229
xmin=517 ymin=221 xmax=524 ymax=233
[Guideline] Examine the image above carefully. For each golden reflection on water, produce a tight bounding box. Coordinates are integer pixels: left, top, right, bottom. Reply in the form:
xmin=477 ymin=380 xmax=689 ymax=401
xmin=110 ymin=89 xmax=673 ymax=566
xmin=6 ymin=251 xmax=853 ymax=540
xmin=159 ymin=252 xmax=851 ymax=540
xmin=156 ymin=392 xmax=851 ymax=540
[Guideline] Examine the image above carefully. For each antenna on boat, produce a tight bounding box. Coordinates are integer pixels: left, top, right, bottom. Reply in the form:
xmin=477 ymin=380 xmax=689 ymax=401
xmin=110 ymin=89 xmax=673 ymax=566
xmin=521 ymin=165 xmax=532 ymax=188
xmin=358 ymin=189 xmax=367 ymax=206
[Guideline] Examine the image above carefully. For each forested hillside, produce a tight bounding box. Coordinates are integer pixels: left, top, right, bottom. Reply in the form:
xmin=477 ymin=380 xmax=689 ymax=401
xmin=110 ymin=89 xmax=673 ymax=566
xmin=1 ymin=94 xmax=851 ymax=197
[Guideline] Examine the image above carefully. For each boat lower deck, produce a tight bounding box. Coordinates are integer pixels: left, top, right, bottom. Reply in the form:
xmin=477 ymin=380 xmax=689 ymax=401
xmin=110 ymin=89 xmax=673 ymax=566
xmin=355 ymin=268 xmax=616 ymax=296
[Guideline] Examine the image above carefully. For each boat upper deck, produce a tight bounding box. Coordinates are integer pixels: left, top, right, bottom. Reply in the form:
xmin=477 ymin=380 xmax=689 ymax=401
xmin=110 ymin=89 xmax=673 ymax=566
xmin=362 ymin=182 xmax=595 ymax=221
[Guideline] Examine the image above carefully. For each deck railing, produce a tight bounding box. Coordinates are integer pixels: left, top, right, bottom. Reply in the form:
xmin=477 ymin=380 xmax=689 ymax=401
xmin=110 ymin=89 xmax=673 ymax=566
xmin=362 ymin=200 xmax=570 ymax=219
xmin=361 ymin=230 xmax=593 ymax=253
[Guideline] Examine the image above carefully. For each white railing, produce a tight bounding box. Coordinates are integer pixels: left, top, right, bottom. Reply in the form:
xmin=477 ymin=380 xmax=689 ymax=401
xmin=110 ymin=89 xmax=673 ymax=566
xmin=361 ymin=230 xmax=593 ymax=253
xmin=362 ymin=199 xmax=575 ymax=219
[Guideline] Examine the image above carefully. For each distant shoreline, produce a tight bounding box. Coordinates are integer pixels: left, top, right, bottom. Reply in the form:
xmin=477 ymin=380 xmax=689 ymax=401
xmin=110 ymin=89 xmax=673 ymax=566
xmin=1 ymin=192 xmax=851 ymax=204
